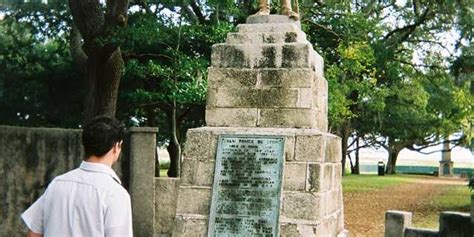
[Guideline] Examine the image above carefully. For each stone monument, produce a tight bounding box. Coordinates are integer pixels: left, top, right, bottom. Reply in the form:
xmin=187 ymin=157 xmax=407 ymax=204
xmin=439 ymin=140 xmax=453 ymax=176
xmin=172 ymin=15 xmax=346 ymax=236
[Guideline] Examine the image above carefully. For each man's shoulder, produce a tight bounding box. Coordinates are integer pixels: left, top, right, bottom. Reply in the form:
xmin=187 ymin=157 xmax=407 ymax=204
xmin=52 ymin=167 xmax=125 ymax=193
xmin=50 ymin=167 xmax=82 ymax=182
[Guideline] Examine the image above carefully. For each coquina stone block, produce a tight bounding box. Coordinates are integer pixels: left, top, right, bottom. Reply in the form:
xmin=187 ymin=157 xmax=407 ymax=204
xmin=180 ymin=158 xmax=196 ymax=185
xmin=258 ymin=108 xmax=317 ymax=128
xmin=322 ymin=191 xmax=340 ymax=216
xmin=322 ymin=164 xmax=334 ymax=192
xmin=237 ymin=22 xmax=300 ymax=33
xmin=325 ymin=136 xmax=342 ymax=163
xmin=311 ymin=51 xmax=325 ymax=79
xmin=280 ymin=223 xmax=317 ymax=237
xmin=180 ymin=158 xmax=215 ymax=187
xmin=316 ymin=216 xmax=338 ymax=237
xmin=207 ymin=68 xmax=258 ymax=89
xmin=172 ymin=216 xmax=208 ymax=237
xmin=281 ymin=192 xmax=321 ymax=221
xmin=207 ymin=88 xmax=261 ymax=108
xmin=155 ymin=178 xmax=180 ymax=236
xmin=226 ymin=31 xmax=307 ymax=45
xmin=337 ymin=210 xmax=345 ymax=233
xmin=259 ymin=68 xmax=314 ymax=88
xmin=175 ymin=187 xmax=212 ymax=216
xmin=281 ymin=43 xmax=311 ymax=68
xmin=307 ymin=163 xmax=323 ymax=192
xmin=205 ymin=108 xmax=258 ymax=127
xmin=333 ymin=163 xmax=343 ymax=187
xmin=182 ymin=129 xmax=218 ymax=160
xmin=295 ymin=133 xmax=325 ymax=162
xmin=283 ymin=162 xmax=307 ymax=191
xmin=208 ymin=88 xmax=309 ymax=109
xmin=260 ymin=88 xmax=300 ymax=108
xmin=211 ymin=43 xmax=317 ymax=69
xmin=284 ymin=135 xmax=296 ymax=161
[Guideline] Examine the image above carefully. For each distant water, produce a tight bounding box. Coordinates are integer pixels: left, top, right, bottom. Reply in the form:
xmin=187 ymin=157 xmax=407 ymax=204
xmin=356 ymin=146 xmax=473 ymax=168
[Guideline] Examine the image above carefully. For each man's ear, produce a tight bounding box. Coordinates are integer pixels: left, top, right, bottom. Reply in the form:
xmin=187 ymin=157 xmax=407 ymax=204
xmin=114 ymin=141 xmax=123 ymax=152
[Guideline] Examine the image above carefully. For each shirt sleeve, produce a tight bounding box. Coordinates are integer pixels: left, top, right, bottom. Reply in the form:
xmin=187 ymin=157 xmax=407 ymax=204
xmin=21 ymin=194 xmax=45 ymax=234
xmin=104 ymin=190 xmax=133 ymax=237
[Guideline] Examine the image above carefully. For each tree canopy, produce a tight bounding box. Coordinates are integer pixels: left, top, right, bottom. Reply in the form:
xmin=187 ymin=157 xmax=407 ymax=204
xmin=0 ymin=0 xmax=472 ymax=175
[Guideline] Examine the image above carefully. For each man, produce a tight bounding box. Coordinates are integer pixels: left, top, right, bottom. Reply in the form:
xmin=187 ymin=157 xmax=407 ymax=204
xmin=21 ymin=116 xmax=132 ymax=237
xmin=254 ymin=0 xmax=299 ymax=19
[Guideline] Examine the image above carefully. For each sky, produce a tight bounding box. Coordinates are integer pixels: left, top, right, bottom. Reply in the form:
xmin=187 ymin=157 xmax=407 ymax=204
xmin=358 ymin=145 xmax=473 ymax=167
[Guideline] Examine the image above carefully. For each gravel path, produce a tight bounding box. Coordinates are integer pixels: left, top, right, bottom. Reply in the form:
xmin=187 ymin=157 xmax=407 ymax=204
xmin=343 ymin=177 xmax=466 ymax=236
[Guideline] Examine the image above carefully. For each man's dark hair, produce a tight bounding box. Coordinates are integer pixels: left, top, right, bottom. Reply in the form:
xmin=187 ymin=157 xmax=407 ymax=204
xmin=82 ymin=116 xmax=125 ymax=158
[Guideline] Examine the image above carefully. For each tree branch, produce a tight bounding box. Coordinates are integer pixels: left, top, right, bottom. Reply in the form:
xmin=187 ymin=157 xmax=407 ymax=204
xmin=188 ymin=0 xmax=206 ymax=25
xmin=303 ymin=20 xmax=342 ymax=42
xmin=69 ymin=22 xmax=88 ymax=69
xmin=396 ymin=59 xmax=445 ymax=71
xmin=383 ymin=6 xmax=433 ymax=45
xmin=68 ymin=0 xmax=105 ymax=42
xmin=177 ymin=106 xmax=193 ymax=123
xmin=139 ymin=101 xmax=173 ymax=111
xmin=122 ymin=52 xmax=174 ymax=62
xmin=105 ymin=0 xmax=130 ymax=27
xmin=405 ymin=137 xmax=466 ymax=154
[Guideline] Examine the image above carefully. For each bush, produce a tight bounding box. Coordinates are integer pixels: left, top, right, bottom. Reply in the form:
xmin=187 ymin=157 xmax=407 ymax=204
xmin=160 ymin=160 xmax=170 ymax=170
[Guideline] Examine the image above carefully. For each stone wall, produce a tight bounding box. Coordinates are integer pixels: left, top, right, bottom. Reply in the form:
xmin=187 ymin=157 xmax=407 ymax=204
xmin=385 ymin=208 xmax=473 ymax=237
xmin=155 ymin=178 xmax=180 ymax=237
xmin=0 ymin=125 xmax=84 ymax=237
xmin=0 ymin=125 xmax=139 ymax=236
xmin=471 ymin=194 xmax=474 ymax=232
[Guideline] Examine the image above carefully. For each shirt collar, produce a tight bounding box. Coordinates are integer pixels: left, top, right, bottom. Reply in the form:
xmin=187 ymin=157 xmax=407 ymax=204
xmin=79 ymin=161 xmax=122 ymax=185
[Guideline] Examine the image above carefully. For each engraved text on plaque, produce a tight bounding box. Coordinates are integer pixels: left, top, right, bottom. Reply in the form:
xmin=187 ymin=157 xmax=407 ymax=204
xmin=208 ymin=135 xmax=285 ymax=237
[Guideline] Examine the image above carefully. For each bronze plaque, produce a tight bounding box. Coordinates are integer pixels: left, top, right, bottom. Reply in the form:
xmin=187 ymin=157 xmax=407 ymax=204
xmin=208 ymin=135 xmax=285 ymax=237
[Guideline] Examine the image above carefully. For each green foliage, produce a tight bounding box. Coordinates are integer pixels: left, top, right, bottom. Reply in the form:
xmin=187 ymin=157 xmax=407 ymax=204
xmin=116 ymin=10 xmax=234 ymax=138
xmin=302 ymin=1 xmax=473 ymax=172
xmin=0 ymin=1 xmax=472 ymax=172
xmin=0 ymin=5 xmax=82 ymax=127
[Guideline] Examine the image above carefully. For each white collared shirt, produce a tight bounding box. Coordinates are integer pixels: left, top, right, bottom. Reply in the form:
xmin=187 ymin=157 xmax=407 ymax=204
xmin=21 ymin=161 xmax=133 ymax=237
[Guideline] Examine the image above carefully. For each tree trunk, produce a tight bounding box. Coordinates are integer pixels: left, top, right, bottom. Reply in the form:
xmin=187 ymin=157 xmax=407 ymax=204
xmin=82 ymin=47 xmax=123 ymax=124
xmin=68 ymin=0 xmax=129 ymax=124
xmin=340 ymin=124 xmax=351 ymax=176
xmin=353 ymin=136 xmax=360 ymax=174
xmin=167 ymin=141 xmax=180 ymax=177
xmin=167 ymin=102 xmax=182 ymax=177
xmin=386 ymin=143 xmax=402 ymax=174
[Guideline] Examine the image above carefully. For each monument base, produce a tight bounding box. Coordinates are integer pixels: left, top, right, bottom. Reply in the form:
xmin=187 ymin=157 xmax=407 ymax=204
xmin=438 ymin=161 xmax=453 ymax=176
xmin=172 ymin=127 xmax=345 ymax=237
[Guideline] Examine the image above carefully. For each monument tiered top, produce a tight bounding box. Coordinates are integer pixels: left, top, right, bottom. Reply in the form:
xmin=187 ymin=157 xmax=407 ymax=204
xmin=206 ymin=15 xmax=328 ymax=131
xmin=246 ymin=14 xmax=302 ymax=25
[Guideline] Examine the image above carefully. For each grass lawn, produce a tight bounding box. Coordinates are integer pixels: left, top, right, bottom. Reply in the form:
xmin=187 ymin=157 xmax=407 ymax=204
xmin=159 ymin=169 xmax=168 ymax=177
xmin=342 ymin=174 xmax=418 ymax=193
xmin=343 ymin=173 xmax=472 ymax=233
xmin=413 ymin=185 xmax=471 ymax=229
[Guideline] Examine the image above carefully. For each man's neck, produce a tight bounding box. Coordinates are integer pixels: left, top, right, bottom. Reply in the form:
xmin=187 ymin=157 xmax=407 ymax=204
xmin=85 ymin=156 xmax=114 ymax=167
